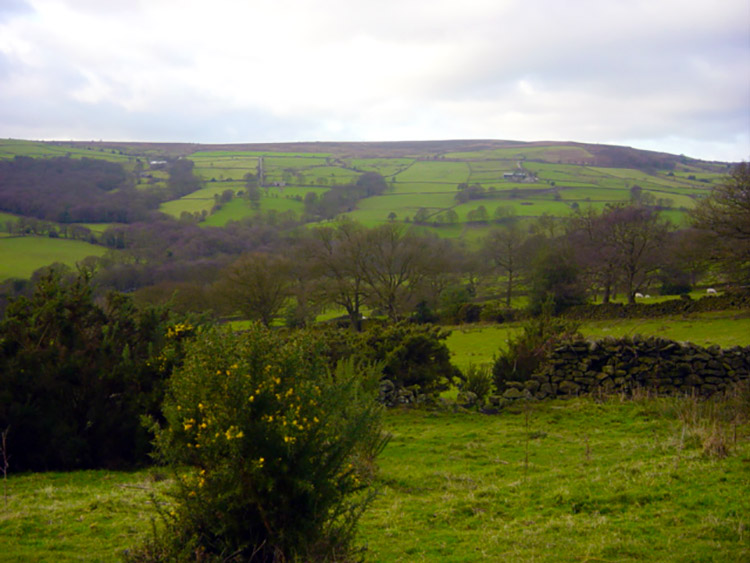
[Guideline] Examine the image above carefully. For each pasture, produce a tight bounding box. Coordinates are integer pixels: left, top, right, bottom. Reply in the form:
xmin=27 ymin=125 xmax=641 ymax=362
xmin=0 ymin=138 xmax=731 ymax=244
xmin=2 ymin=395 xmax=747 ymax=562
xmin=0 ymin=236 xmax=107 ymax=281
xmin=446 ymin=310 xmax=750 ymax=370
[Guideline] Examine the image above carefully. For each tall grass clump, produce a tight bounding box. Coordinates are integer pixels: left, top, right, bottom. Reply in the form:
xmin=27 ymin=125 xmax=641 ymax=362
xmin=133 ymin=325 xmax=388 ymax=562
xmin=656 ymin=380 xmax=750 ymax=459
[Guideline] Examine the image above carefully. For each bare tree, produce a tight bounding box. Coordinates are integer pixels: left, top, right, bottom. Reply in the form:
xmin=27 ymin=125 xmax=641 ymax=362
xmin=215 ymin=252 xmax=291 ymax=326
xmin=359 ymin=223 xmax=435 ymax=321
xmin=691 ymin=162 xmax=750 ymax=284
xmin=605 ymin=205 xmax=671 ymax=303
xmin=308 ymin=220 xmax=369 ymax=331
xmin=482 ymin=224 xmax=526 ymax=306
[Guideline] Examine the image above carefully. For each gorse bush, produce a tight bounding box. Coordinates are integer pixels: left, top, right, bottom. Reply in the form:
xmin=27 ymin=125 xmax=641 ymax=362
xmin=140 ymin=325 xmax=388 ymax=562
xmin=0 ymin=268 xmax=186 ymax=471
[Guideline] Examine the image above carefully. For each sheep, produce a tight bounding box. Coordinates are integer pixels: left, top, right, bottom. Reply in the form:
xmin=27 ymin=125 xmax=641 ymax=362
xmin=707 ymin=288 xmax=717 ymax=295
xmin=634 ymin=292 xmax=644 ymax=299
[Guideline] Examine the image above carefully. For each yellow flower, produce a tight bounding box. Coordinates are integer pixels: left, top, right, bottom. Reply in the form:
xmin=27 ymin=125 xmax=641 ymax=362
xmin=249 ymin=395 xmax=255 ymax=402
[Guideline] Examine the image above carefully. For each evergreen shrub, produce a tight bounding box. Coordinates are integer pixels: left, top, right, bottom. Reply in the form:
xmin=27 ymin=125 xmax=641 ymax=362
xmin=140 ymin=324 xmax=388 ymax=562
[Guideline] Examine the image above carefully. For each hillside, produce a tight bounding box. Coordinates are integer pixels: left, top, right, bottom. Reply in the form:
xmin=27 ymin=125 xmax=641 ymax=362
xmin=0 ymin=138 xmax=733 ymax=281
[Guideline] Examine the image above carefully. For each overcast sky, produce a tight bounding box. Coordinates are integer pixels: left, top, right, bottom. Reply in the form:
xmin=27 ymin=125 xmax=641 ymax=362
xmin=1 ymin=0 xmax=748 ymax=161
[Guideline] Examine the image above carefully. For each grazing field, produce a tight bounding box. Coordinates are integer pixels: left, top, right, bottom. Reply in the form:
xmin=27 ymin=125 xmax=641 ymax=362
xmin=2 ymin=396 xmax=748 ymax=562
xmin=446 ymin=310 xmax=750 ymax=370
xmin=395 ymin=161 xmax=471 ymax=184
xmin=0 ymin=236 xmax=107 ymax=280
xmin=0 ymin=138 xmax=730 ymax=244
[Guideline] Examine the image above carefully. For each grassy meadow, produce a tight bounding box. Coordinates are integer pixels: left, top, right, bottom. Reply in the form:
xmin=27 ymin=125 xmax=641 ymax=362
xmin=447 ymin=310 xmax=750 ymax=370
xmin=0 ymin=236 xmax=107 ymax=281
xmin=2 ymin=395 xmax=748 ymax=562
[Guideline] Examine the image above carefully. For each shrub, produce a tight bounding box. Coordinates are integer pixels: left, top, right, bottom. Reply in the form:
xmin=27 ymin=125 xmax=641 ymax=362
xmin=479 ymin=301 xmax=519 ymax=324
xmin=460 ymin=363 xmax=493 ymax=405
xmin=493 ymin=304 xmax=581 ymax=391
xmin=140 ymin=325 xmax=388 ymax=562
xmin=0 ymin=268 xmax=185 ymax=471
xmin=360 ymin=323 xmax=461 ymax=397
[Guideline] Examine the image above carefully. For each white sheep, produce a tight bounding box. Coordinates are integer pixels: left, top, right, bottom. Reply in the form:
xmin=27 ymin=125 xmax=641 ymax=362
xmin=707 ymin=288 xmax=717 ymax=295
xmin=634 ymin=292 xmax=644 ymax=299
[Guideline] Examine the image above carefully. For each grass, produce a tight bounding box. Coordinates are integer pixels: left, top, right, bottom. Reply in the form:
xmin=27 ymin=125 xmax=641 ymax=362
xmin=2 ymin=397 xmax=747 ymax=561
xmin=445 ymin=310 xmax=750 ymax=370
xmin=0 ymin=236 xmax=107 ymax=281
xmin=394 ymin=161 xmax=471 ymax=184
xmin=360 ymin=399 xmax=750 ymax=561
xmin=0 ymin=469 xmax=171 ymax=562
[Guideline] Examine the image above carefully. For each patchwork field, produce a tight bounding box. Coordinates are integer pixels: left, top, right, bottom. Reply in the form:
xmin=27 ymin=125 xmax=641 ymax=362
xmin=0 ymin=139 xmax=728 ymax=240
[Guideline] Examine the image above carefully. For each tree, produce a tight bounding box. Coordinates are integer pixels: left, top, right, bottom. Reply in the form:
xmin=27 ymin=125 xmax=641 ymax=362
xmin=215 ymin=253 xmax=291 ymax=326
xmin=413 ymin=207 xmax=430 ymax=224
xmin=360 ymin=223 xmax=434 ymax=321
xmin=527 ymin=242 xmax=587 ymax=314
xmin=466 ymin=205 xmax=488 ymax=223
xmin=308 ymin=220 xmax=369 ymax=331
xmin=605 ymin=204 xmax=671 ymax=303
xmin=568 ymin=204 xmax=671 ymax=303
xmin=568 ymin=206 xmax=619 ymax=303
xmin=482 ymin=224 xmax=526 ymax=306
xmin=691 ymin=162 xmax=750 ymax=283
xmin=243 ymin=172 xmax=261 ymax=209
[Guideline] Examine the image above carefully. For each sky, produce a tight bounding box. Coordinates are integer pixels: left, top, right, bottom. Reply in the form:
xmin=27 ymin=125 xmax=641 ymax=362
xmin=0 ymin=0 xmax=748 ymax=162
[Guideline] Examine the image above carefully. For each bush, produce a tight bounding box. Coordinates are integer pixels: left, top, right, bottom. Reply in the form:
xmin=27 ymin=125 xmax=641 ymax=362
xmin=0 ymin=268 xmax=185 ymax=471
xmin=460 ymin=363 xmax=493 ymax=405
xmin=140 ymin=325 xmax=388 ymax=562
xmin=493 ymin=304 xmax=581 ymax=391
xmin=479 ymin=301 xmax=519 ymax=324
xmin=360 ymin=323 xmax=461 ymax=397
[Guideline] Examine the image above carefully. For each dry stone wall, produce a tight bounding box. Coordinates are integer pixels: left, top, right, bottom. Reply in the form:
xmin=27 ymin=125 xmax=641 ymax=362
xmin=497 ymin=336 xmax=750 ymax=401
xmin=564 ymin=293 xmax=750 ymax=321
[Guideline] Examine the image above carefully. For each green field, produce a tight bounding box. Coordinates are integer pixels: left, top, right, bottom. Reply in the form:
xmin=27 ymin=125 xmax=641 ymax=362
xmin=0 ymin=236 xmax=108 ymax=280
xmin=2 ymin=396 xmax=747 ymax=561
xmin=395 ymin=161 xmax=471 ymax=184
xmin=446 ymin=310 xmax=750 ymax=370
xmin=0 ymin=138 xmax=730 ymax=243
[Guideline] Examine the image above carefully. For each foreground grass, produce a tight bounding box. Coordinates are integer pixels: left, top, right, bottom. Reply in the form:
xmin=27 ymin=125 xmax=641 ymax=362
xmin=360 ymin=400 xmax=750 ymax=561
xmin=1 ymin=398 xmax=748 ymax=561
xmin=0 ymin=470 xmax=170 ymax=561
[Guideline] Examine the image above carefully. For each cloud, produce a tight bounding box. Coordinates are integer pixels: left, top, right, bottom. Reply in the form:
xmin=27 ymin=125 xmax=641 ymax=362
xmin=0 ymin=0 xmax=747 ymax=161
